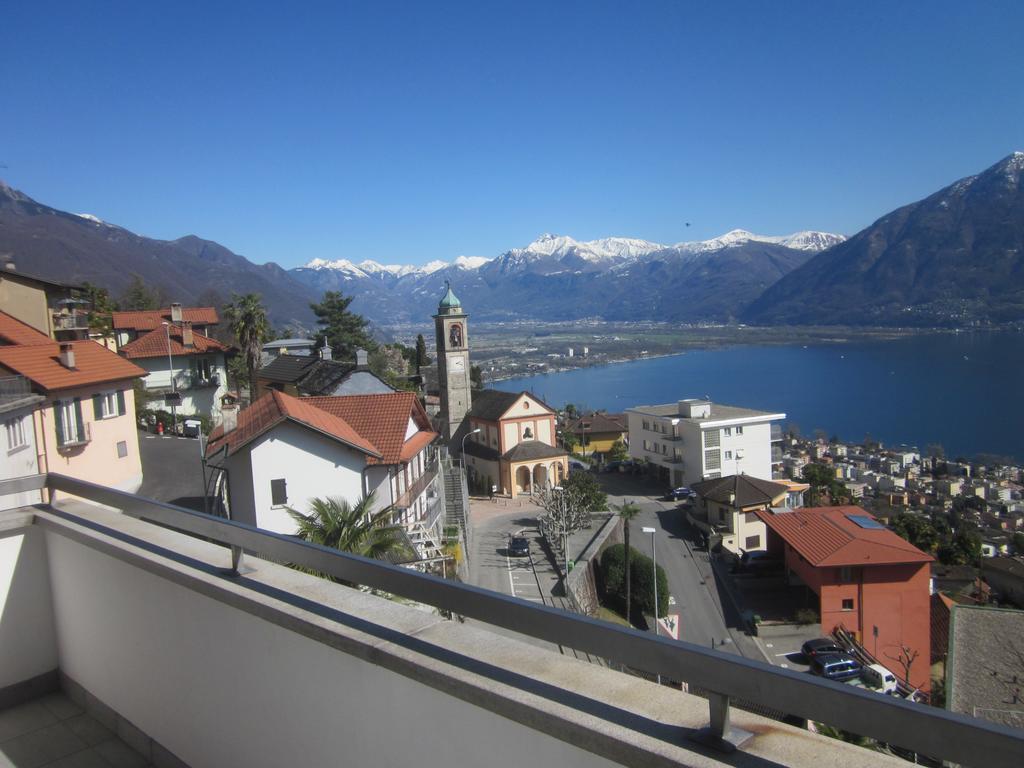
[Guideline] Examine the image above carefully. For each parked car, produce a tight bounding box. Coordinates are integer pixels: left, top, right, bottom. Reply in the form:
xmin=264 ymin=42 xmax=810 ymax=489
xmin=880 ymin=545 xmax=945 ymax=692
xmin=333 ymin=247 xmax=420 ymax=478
xmin=810 ymin=653 xmax=863 ymax=682
xmin=665 ymin=486 xmax=694 ymax=501
xmin=735 ymin=550 xmax=782 ymax=574
xmin=801 ymin=637 xmax=846 ymax=660
xmin=861 ymin=663 xmax=898 ymax=694
xmin=508 ymin=536 xmax=530 ymax=557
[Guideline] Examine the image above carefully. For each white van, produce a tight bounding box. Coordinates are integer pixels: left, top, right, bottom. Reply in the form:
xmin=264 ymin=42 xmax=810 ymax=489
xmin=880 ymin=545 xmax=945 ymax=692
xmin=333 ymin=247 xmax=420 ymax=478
xmin=861 ymin=663 xmax=898 ymax=694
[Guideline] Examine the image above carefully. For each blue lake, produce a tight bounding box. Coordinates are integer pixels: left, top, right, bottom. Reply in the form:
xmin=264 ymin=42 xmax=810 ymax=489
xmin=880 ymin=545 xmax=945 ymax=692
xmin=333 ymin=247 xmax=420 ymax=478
xmin=492 ymin=331 xmax=1024 ymax=463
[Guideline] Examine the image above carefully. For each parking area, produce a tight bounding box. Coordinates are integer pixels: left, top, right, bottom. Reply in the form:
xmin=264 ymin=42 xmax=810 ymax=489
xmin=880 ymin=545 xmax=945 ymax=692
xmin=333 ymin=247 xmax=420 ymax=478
xmin=137 ymin=429 xmax=207 ymax=510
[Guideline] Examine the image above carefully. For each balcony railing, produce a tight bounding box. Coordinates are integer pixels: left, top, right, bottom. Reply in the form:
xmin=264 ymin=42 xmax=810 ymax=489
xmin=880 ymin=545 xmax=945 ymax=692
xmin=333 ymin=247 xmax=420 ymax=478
xmin=5 ymin=472 xmax=1023 ymax=768
xmin=0 ymin=375 xmax=32 ymax=399
xmin=771 ymin=424 xmax=783 ymax=442
xmin=52 ymin=309 xmax=90 ymax=331
xmin=394 ymin=467 xmax=438 ymax=509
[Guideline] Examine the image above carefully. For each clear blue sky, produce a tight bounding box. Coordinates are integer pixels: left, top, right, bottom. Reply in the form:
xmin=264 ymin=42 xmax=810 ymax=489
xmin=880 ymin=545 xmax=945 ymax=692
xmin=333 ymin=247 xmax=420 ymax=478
xmin=2 ymin=1 xmax=1022 ymax=268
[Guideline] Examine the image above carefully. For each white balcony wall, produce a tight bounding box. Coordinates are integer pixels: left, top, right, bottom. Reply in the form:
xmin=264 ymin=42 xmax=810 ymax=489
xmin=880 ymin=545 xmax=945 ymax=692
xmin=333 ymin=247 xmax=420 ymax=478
xmin=41 ymin=520 xmax=624 ymax=768
xmin=0 ymin=525 xmax=58 ymax=690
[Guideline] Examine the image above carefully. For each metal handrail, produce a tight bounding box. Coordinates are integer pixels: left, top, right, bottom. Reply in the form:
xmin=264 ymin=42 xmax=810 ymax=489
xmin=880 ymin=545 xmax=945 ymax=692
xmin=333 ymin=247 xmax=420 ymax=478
xmin=10 ymin=472 xmax=1024 ymax=768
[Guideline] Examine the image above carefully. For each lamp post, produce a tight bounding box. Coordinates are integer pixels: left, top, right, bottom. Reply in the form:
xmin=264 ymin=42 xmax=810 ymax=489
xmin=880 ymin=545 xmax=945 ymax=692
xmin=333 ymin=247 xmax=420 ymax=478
xmin=642 ymin=525 xmax=661 ymax=684
xmin=461 ymin=427 xmax=481 ymax=469
xmin=161 ymin=321 xmax=178 ymax=435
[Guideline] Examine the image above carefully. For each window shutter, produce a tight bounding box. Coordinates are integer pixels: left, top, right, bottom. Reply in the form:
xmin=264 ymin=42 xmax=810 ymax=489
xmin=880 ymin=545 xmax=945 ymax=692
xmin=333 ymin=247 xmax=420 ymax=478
xmin=74 ymin=399 xmax=85 ymax=442
xmin=271 ymin=479 xmax=287 ymax=506
xmin=116 ymin=390 xmax=126 ymax=416
xmin=54 ymin=402 xmax=66 ymax=447
xmin=93 ymin=394 xmax=103 ymax=420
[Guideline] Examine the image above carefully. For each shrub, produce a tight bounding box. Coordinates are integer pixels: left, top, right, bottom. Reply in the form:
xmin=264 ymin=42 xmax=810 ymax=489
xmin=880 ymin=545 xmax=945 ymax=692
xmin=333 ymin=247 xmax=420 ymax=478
xmin=599 ymin=543 xmax=669 ymax=619
xmin=795 ymin=608 xmax=819 ymax=625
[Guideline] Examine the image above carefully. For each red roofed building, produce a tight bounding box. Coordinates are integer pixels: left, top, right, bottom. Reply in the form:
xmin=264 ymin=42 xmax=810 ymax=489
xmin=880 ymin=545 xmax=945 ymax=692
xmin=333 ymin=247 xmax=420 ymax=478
xmin=755 ymin=505 xmax=933 ymax=691
xmin=206 ymin=390 xmax=441 ymax=554
xmin=0 ymin=310 xmax=147 ymax=496
xmin=111 ymin=304 xmax=219 ymax=345
xmin=119 ymin=322 xmax=230 ymax=421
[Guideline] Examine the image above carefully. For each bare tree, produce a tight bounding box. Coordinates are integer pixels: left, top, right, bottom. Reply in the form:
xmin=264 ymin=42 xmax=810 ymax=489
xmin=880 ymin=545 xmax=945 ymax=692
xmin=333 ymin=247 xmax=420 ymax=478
xmin=884 ymin=644 xmax=920 ymax=686
xmin=535 ymin=482 xmax=593 ymax=579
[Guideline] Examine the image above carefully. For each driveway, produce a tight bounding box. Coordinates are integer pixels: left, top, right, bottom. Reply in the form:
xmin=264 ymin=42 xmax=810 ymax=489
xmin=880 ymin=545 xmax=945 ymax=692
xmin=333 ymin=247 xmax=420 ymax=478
xmin=137 ymin=429 xmax=207 ymax=511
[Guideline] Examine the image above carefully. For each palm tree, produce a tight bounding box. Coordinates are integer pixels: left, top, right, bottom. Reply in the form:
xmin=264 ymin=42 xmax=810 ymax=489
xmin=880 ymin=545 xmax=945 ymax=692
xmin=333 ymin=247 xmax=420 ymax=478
xmin=617 ymin=500 xmax=641 ymax=624
xmin=287 ymin=493 xmax=414 ymax=572
xmin=223 ymin=293 xmax=269 ymax=401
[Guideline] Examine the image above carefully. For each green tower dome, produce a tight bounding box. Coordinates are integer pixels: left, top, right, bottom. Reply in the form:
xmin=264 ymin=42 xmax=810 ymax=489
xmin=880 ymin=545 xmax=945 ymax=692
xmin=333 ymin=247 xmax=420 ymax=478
xmin=438 ymin=280 xmax=461 ymax=311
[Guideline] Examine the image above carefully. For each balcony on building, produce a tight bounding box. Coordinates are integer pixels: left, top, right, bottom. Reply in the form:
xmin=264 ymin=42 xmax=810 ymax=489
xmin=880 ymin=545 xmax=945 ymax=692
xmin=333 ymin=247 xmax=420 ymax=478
xmin=50 ymin=297 xmax=91 ymax=341
xmin=0 ymin=473 xmax=1020 ymax=768
xmin=771 ymin=424 xmax=784 ymax=442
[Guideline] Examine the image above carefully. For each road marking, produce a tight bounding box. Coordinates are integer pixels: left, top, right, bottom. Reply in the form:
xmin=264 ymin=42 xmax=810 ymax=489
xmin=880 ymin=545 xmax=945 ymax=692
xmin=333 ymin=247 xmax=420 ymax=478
xmin=765 ymin=643 xmax=774 ymax=648
xmin=775 ymin=651 xmax=799 ymax=657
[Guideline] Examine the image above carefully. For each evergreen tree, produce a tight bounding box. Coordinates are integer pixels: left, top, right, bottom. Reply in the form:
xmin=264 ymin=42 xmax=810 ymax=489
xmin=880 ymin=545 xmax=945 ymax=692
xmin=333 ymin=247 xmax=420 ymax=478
xmin=310 ymin=291 xmax=377 ymax=362
xmin=470 ymin=364 xmax=484 ymax=390
xmin=119 ymin=275 xmax=160 ymax=311
xmin=80 ymin=282 xmax=115 ymax=334
xmin=415 ymin=334 xmax=430 ymax=372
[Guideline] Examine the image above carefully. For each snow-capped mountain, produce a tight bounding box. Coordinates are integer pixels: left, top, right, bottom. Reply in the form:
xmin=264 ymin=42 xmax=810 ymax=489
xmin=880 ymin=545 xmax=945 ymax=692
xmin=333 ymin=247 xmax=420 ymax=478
xmin=289 ymin=228 xmax=845 ymax=324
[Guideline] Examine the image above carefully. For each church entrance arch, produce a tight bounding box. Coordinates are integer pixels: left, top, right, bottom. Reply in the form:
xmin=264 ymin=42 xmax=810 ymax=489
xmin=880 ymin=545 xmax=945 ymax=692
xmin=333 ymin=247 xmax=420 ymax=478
xmin=515 ymin=466 xmax=532 ymax=495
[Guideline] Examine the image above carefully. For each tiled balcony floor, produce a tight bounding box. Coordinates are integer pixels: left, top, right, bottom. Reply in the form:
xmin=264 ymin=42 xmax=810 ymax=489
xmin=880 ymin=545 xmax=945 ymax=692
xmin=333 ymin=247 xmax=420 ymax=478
xmin=0 ymin=693 xmax=151 ymax=768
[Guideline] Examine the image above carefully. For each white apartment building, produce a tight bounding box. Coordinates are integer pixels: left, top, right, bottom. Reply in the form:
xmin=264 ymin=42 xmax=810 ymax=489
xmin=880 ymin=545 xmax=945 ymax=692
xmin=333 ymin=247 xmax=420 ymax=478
xmin=626 ymin=398 xmax=785 ymax=486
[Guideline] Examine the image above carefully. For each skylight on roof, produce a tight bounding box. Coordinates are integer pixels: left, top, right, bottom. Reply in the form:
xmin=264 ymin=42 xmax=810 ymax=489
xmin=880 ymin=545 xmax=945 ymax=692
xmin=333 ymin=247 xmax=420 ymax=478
xmin=848 ymin=514 xmax=885 ymax=529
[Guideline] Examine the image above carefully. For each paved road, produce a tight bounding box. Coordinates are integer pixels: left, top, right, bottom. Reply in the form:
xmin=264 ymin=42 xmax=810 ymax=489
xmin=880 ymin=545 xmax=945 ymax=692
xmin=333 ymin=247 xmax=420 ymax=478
xmin=596 ymin=471 xmax=766 ymax=661
xmin=137 ymin=429 xmax=207 ymax=510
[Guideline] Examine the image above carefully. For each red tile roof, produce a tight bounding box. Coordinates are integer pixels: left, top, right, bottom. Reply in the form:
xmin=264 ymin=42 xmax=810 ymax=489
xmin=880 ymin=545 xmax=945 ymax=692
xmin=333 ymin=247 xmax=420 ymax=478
xmin=0 ymin=311 xmax=54 ymax=346
xmin=755 ymin=506 xmax=933 ymax=567
xmin=206 ymin=390 xmax=382 ymax=459
xmin=306 ymin=392 xmax=437 ymax=465
xmin=0 ymin=339 xmax=146 ymax=393
xmin=120 ymin=325 xmax=230 ymax=359
xmin=112 ymin=307 xmax=219 ymax=331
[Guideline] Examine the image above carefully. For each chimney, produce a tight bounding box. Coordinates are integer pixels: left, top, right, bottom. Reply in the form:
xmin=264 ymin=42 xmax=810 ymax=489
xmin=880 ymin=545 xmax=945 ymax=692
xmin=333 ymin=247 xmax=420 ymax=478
xmin=320 ymin=337 xmax=332 ymax=361
xmin=170 ymin=302 xmax=183 ymax=322
xmin=221 ymin=402 xmax=239 ymax=434
xmin=59 ymin=343 xmax=76 ymax=369
xmin=182 ymin=321 xmax=194 ymax=348
xmin=356 ymin=348 xmax=368 ymax=368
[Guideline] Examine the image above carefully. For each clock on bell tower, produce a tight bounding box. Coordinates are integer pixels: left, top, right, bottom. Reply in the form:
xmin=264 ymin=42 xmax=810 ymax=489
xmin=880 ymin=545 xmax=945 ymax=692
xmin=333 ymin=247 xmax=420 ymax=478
xmin=434 ymin=281 xmax=473 ymax=443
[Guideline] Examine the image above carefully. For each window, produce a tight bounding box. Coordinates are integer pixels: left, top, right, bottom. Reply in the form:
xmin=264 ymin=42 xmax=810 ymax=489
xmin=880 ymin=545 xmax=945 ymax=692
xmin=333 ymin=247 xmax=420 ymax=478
xmin=838 ymin=566 xmax=854 ymax=583
xmin=724 ymin=450 xmax=733 ymax=460
xmin=55 ymin=399 xmax=85 ymax=447
xmin=842 ymin=598 xmax=855 ymax=611
xmin=704 ymin=430 xmax=720 ymax=448
xmin=116 ymin=440 xmax=128 ymax=458
xmin=736 ymin=426 xmax=744 ymax=435
xmin=271 ymin=478 xmax=288 ymax=506
xmin=642 ymin=419 xmax=650 ymax=431
xmin=5 ymin=416 xmax=27 ymax=451
xmin=704 ymin=448 xmax=721 ymax=470
xmin=94 ymin=390 xmax=126 ymax=419
xmin=745 ymin=535 xmax=760 ymax=550
xmin=723 ymin=427 xmax=732 ymax=437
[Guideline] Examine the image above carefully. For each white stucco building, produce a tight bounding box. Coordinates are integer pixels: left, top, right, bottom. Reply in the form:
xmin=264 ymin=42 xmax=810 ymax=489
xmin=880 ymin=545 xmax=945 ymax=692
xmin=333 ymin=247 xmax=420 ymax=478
xmin=206 ymin=390 xmax=442 ymax=556
xmin=626 ymin=398 xmax=785 ymax=487
xmin=0 ymin=376 xmax=44 ymax=510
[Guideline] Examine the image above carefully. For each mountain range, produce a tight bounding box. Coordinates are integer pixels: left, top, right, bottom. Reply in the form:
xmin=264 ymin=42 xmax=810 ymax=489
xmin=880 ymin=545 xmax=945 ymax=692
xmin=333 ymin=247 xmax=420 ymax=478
xmin=2 ymin=151 xmax=1022 ymax=329
xmin=744 ymin=152 xmax=1024 ymax=326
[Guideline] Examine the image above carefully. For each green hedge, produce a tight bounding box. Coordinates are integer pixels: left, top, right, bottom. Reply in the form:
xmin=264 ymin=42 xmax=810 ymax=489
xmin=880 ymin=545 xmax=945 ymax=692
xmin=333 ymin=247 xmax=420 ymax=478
xmin=599 ymin=543 xmax=669 ymax=619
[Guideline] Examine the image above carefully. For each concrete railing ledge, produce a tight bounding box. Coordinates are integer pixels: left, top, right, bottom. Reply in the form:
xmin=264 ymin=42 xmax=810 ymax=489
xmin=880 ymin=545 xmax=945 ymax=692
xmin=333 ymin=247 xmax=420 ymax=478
xmin=28 ymin=500 xmax=907 ymax=768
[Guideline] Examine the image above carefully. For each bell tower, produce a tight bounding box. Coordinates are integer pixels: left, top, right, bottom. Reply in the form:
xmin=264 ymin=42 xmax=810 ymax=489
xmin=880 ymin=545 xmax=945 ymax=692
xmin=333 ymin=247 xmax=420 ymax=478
xmin=434 ymin=281 xmax=472 ymax=443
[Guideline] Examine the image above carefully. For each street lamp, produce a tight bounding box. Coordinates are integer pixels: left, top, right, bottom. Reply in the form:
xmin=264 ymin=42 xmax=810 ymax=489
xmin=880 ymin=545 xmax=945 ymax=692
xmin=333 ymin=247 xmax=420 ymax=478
xmin=461 ymin=427 xmax=481 ymax=469
xmin=642 ymin=525 xmax=660 ymax=684
xmin=161 ymin=321 xmax=178 ymax=435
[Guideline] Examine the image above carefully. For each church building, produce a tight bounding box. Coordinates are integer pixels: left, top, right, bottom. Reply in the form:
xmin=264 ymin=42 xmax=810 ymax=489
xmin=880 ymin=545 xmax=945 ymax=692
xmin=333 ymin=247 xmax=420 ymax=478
xmin=433 ymin=283 xmax=567 ymax=498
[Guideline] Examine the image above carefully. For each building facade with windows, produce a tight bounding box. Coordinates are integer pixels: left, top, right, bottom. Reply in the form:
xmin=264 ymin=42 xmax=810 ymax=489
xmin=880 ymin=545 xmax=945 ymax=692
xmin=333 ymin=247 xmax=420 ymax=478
xmin=689 ymin=474 xmax=795 ymax=555
xmin=756 ymin=505 xmax=933 ymax=691
xmin=119 ymin=321 xmax=230 ymax=421
xmin=206 ymin=390 xmax=442 ymax=557
xmin=626 ymin=398 xmax=785 ymax=487
xmin=0 ymin=311 xmax=146 ymax=495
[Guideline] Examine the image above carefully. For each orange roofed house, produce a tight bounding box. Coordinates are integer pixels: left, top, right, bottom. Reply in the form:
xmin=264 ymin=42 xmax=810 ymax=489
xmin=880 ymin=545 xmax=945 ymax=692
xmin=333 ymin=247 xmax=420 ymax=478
xmin=0 ymin=310 xmax=146 ymax=494
xmin=113 ymin=304 xmax=229 ymax=421
xmin=755 ymin=505 xmax=933 ymax=691
xmin=205 ymin=390 xmax=441 ymax=556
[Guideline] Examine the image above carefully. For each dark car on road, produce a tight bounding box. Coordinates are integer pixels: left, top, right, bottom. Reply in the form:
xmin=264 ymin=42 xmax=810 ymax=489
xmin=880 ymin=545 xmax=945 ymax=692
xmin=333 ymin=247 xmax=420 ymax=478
xmin=734 ymin=550 xmax=782 ymax=574
xmin=809 ymin=653 xmax=862 ymax=682
xmin=665 ymin=486 xmax=694 ymax=501
xmin=508 ymin=536 xmax=530 ymax=557
xmin=802 ymin=637 xmax=846 ymax=660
